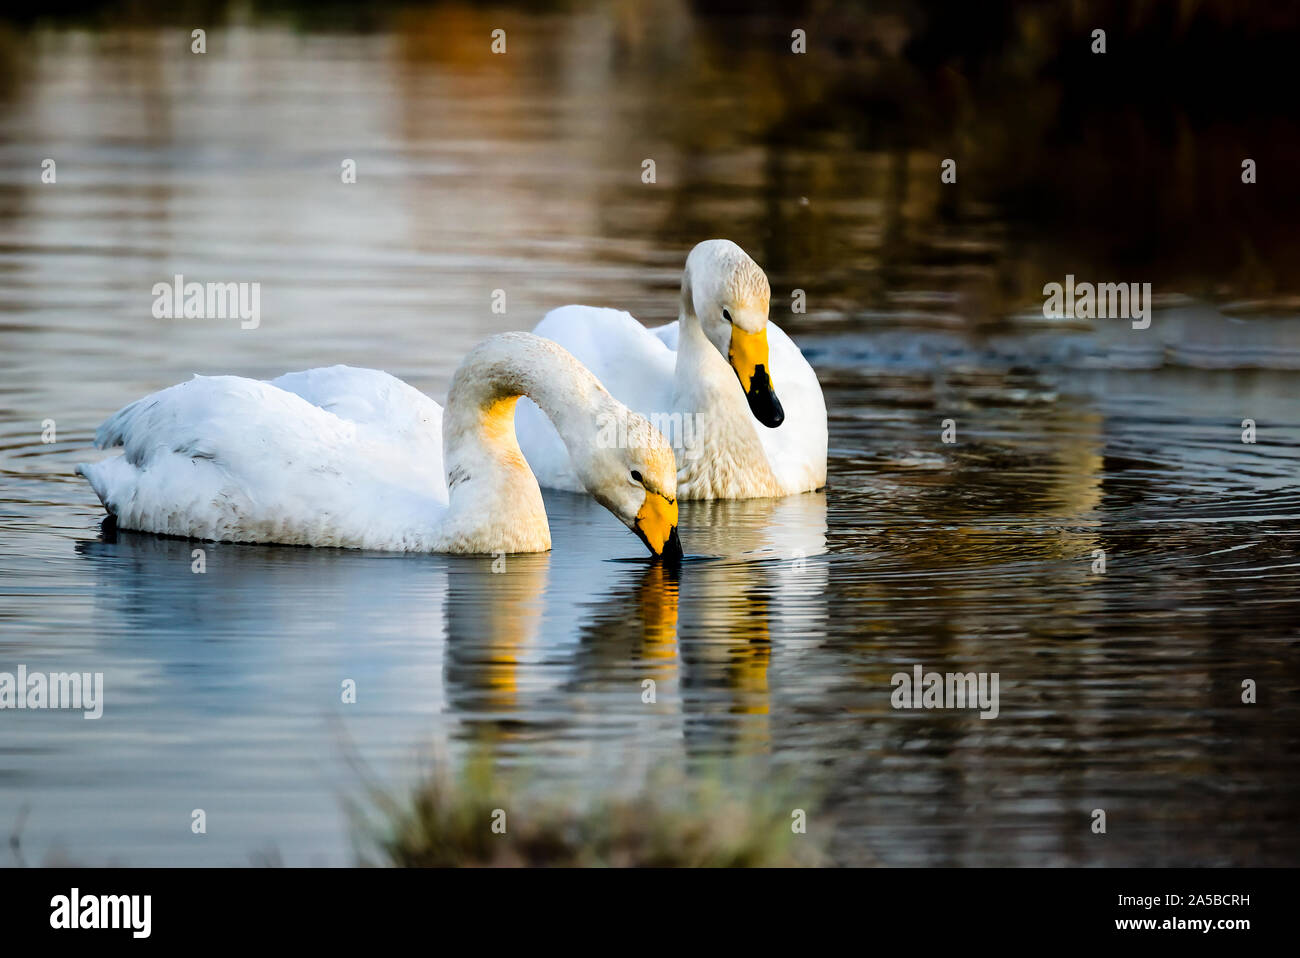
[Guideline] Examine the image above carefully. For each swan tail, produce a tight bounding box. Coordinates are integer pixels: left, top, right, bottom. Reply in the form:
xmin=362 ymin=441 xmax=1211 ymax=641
xmin=74 ymin=378 xmax=252 ymax=536
xmin=77 ymin=391 xmax=169 ymax=516
xmin=75 ymin=456 xmax=133 ymax=518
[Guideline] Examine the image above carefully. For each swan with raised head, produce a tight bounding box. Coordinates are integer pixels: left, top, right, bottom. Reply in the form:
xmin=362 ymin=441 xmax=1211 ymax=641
xmin=76 ymin=333 xmax=682 ymax=558
xmin=515 ymin=239 xmax=827 ymax=500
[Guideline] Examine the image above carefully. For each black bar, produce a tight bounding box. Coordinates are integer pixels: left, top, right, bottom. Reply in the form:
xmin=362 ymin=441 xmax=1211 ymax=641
xmin=0 ymin=867 xmax=1285 ymax=944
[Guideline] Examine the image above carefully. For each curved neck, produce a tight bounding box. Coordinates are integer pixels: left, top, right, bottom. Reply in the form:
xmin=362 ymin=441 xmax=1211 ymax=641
xmin=673 ymin=272 xmax=751 ymax=419
xmin=676 ymin=269 xmax=728 ymax=387
xmin=673 ymin=275 xmax=781 ymax=498
xmin=437 ymin=333 xmax=609 ymax=552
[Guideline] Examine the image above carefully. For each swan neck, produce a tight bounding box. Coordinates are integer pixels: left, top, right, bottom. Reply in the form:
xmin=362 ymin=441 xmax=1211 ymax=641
xmin=445 ymin=335 xmax=602 ymax=450
xmin=439 ymin=334 xmax=607 ymax=550
xmin=678 ymin=267 xmax=701 ymax=331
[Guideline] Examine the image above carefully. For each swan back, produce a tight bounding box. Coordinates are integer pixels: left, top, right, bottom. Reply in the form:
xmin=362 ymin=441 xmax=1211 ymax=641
xmin=78 ymin=374 xmax=449 ymax=549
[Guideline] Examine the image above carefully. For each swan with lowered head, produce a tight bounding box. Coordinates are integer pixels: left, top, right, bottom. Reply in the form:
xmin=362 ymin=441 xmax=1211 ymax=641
xmin=76 ymin=332 xmax=682 ymax=558
xmin=515 ymin=240 xmax=827 ymax=500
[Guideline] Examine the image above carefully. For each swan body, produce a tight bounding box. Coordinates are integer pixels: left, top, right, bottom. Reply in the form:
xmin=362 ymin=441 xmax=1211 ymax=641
xmin=515 ymin=240 xmax=827 ymax=500
xmin=77 ymin=333 xmax=681 ymax=556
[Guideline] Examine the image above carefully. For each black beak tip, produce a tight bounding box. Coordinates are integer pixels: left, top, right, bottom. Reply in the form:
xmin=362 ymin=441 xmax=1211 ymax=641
xmin=661 ymin=526 xmax=684 ymax=564
xmin=763 ymin=400 xmax=785 ymax=428
xmin=745 ymin=366 xmax=785 ymax=428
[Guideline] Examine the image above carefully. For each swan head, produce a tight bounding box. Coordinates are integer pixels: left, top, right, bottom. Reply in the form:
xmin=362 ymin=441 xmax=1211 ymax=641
xmin=578 ymin=407 xmax=682 ymax=562
xmin=684 ymin=239 xmax=785 ymax=429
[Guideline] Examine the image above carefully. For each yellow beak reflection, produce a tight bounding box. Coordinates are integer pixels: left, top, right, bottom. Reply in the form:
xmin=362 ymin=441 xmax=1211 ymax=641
xmin=633 ymin=491 xmax=682 ymax=561
xmin=728 ymin=326 xmax=785 ymax=428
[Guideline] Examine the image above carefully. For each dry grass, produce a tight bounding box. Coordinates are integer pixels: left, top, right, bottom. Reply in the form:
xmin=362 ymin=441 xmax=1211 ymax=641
xmin=354 ymin=755 xmax=827 ymax=868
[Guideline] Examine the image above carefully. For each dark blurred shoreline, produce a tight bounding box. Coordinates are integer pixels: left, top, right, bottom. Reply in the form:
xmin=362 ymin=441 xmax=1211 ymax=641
xmin=2 ymin=0 xmax=1296 ymax=323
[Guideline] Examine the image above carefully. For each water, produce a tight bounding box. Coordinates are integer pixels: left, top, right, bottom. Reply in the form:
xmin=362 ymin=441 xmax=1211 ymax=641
xmin=2 ymin=8 xmax=1300 ymax=866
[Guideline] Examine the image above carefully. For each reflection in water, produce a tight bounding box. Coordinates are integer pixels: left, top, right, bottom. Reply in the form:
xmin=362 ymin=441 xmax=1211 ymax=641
xmin=439 ymin=492 xmax=829 ymax=760
xmin=443 ymin=556 xmax=549 ymax=717
xmin=2 ymin=6 xmax=1300 ymax=866
xmin=33 ymin=490 xmax=829 ymax=864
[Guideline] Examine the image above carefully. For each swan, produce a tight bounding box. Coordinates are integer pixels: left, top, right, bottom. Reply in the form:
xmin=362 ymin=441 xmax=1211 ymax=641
xmin=76 ymin=333 xmax=683 ymax=558
xmin=515 ymin=239 xmax=827 ymax=500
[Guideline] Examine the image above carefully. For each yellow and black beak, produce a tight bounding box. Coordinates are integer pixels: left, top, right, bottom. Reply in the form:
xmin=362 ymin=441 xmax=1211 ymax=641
xmin=633 ymin=491 xmax=682 ymax=563
xmin=728 ymin=326 xmax=785 ymax=428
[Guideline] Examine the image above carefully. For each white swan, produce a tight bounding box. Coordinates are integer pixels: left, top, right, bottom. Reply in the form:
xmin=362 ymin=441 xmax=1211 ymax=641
xmin=76 ymin=333 xmax=682 ymax=558
xmin=515 ymin=239 xmax=827 ymax=500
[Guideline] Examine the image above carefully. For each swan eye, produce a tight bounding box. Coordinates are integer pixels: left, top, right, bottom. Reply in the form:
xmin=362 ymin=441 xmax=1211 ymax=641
xmin=630 ymin=470 xmax=643 ymax=484
xmin=722 ymin=308 xmax=733 ymax=324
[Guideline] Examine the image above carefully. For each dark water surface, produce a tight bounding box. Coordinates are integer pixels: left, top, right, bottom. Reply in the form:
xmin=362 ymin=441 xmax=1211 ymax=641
xmin=2 ymin=11 xmax=1299 ymax=865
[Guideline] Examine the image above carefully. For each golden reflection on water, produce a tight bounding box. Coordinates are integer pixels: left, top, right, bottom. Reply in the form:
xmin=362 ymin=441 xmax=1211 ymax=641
xmin=424 ymin=491 xmax=834 ymax=751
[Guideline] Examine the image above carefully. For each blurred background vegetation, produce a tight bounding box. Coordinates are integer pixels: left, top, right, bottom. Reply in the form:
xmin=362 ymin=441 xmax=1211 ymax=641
xmin=2 ymin=0 xmax=1295 ymax=330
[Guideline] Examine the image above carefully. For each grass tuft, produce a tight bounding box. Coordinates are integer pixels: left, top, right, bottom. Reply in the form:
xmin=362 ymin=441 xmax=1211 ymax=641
xmin=354 ymin=755 xmax=827 ymax=868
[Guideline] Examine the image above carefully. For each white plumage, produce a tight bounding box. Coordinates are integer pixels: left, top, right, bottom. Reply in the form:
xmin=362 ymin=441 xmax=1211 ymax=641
xmin=516 ymin=240 xmax=827 ymax=499
xmin=80 ymin=371 xmax=445 ymax=550
xmin=77 ymin=333 xmax=680 ymax=555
